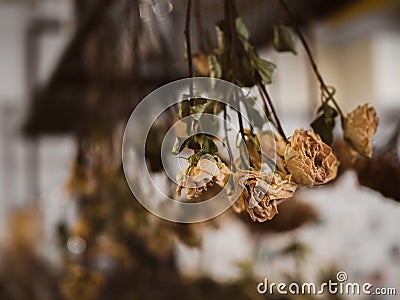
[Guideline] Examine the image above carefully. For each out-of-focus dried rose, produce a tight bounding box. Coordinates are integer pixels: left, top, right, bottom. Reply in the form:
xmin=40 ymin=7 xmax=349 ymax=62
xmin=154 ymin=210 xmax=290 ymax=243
xmin=354 ymin=151 xmax=400 ymax=202
xmin=343 ymin=104 xmax=379 ymax=158
xmin=241 ymin=129 xmax=287 ymax=172
xmin=257 ymin=130 xmax=287 ymax=173
xmin=284 ymin=130 xmax=339 ymax=186
xmin=176 ymin=156 xmax=230 ymax=199
xmin=233 ymin=170 xmax=297 ymax=222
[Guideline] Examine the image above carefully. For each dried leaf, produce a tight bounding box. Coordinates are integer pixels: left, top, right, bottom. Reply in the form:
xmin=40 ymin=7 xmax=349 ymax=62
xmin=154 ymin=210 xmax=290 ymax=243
xmin=273 ymin=25 xmax=297 ymax=54
xmin=250 ymin=54 xmax=276 ymax=85
xmin=311 ymin=102 xmax=338 ymax=146
xmin=235 ymin=17 xmax=249 ymax=40
xmin=172 ymin=137 xmax=188 ymax=155
xmin=208 ymin=55 xmax=222 ymax=79
xmin=202 ymin=136 xmax=218 ymax=154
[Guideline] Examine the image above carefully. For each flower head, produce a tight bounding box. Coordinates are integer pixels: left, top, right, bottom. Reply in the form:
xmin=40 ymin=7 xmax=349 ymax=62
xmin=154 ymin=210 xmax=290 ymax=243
xmin=343 ymin=103 xmax=379 ymax=158
xmin=284 ymin=130 xmax=339 ymax=186
xmin=176 ymin=155 xmax=230 ymax=199
xmin=233 ymin=170 xmax=297 ymax=222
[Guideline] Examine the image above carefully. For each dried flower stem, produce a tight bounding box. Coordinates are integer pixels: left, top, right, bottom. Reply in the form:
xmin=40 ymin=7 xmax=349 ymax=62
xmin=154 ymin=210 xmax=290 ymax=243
xmin=224 ymin=104 xmax=236 ymax=171
xmin=225 ymin=0 xmax=247 ymax=147
xmin=184 ymin=0 xmax=194 ymax=78
xmin=278 ymin=0 xmax=344 ymax=120
xmin=257 ymin=80 xmax=287 ymax=141
xmin=185 ymin=0 xmax=194 ymax=96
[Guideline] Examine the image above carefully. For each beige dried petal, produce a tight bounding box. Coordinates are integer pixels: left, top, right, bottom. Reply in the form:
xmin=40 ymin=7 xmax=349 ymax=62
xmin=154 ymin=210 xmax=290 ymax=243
xmin=343 ymin=104 xmax=379 ymax=158
xmin=284 ymin=130 xmax=339 ymax=186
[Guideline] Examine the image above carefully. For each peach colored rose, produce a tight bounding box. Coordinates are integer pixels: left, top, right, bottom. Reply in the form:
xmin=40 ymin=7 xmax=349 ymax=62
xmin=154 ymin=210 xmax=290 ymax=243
xmin=343 ymin=104 xmax=378 ymax=158
xmin=176 ymin=156 xmax=230 ymax=199
xmin=284 ymin=130 xmax=339 ymax=186
xmin=233 ymin=170 xmax=297 ymax=222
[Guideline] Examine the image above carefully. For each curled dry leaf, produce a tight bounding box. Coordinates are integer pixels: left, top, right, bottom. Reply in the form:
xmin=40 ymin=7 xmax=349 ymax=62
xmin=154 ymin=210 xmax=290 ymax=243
xmin=176 ymin=156 xmax=230 ymax=199
xmin=233 ymin=170 xmax=297 ymax=222
xmin=284 ymin=130 xmax=339 ymax=186
xmin=343 ymin=103 xmax=379 ymax=158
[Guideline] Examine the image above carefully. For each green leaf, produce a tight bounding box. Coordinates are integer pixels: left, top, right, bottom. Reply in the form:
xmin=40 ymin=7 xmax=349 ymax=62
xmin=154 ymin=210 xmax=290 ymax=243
xmin=179 ymin=100 xmax=190 ymax=119
xmin=202 ymin=136 xmax=218 ymax=154
xmin=208 ymin=55 xmax=222 ymax=79
xmin=190 ymin=103 xmax=207 ymax=120
xmin=318 ymin=102 xmax=337 ymax=118
xmin=193 ymin=97 xmax=208 ymax=105
xmin=242 ymin=97 xmax=266 ymax=129
xmin=187 ymin=135 xmax=201 ymax=151
xmin=311 ymin=102 xmax=338 ymax=145
xmin=237 ymin=55 xmax=256 ymax=87
xmin=251 ymin=54 xmax=276 ymax=84
xmin=172 ymin=137 xmax=189 ymax=155
xmin=273 ymin=25 xmax=297 ymax=54
xmin=215 ymin=22 xmax=224 ymax=54
xmin=204 ymin=100 xmax=223 ymax=115
xmin=235 ymin=17 xmax=249 ymax=40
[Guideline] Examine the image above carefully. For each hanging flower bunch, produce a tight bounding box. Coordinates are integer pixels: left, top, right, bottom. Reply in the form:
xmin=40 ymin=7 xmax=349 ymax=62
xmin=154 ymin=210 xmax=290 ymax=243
xmin=172 ymin=0 xmax=379 ymax=222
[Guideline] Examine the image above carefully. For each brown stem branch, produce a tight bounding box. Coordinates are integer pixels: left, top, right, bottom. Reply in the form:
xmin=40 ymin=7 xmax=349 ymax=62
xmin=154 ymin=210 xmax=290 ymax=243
xmin=184 ymin=0 xmax=194 ymax=80
xmin=225 ymin=0 xmax=247 ymax=146
xmin=278 ymin=0 xmax=344 ymax=120
xmin=257 ymin=81 xmax=287 ymax=141
xmin=223 ymin=104 xmax=236 ymax=171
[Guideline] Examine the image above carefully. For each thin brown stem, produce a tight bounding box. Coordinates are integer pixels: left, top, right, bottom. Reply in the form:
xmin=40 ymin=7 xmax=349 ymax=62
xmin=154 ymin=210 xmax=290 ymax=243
xmin=184 ymin=0 xmax=194 ymax=81
xmin=278 ymin=0 xmax=344 ymax=120
xmin=225 ymin=0 xmax=246 ymax=146
xmin=257 ymin=81 xmax=287 ymax=141
xmin=223 ymin=104 xmax=236 ymax=171
xmin=194 ymin=0 xmax=205 ymax=51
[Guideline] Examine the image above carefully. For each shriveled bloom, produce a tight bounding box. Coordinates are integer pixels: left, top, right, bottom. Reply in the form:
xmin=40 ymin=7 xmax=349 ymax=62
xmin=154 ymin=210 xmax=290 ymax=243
xmin=284 ymin=130 xmax=339 ymax=186
xmin=343 ymin=103 xmax=379 ymax=158
xmin=176 ymin=156 xmax=230 ymax=199
xmin=233 ymin=170 xmax=297 ymax=222
xmin=257 ymin=130 xmax=287 ymax=173
xmin=242 ymin=129 xmax=287 ymax=172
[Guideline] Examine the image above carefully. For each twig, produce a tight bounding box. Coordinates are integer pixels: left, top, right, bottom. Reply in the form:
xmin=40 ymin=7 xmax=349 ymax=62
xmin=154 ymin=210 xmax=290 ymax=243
xmin=278 ymin=0 xmax=344 ymax=120
xmin=223 ymin=104 xmax=236 ymax=171
xmin=257 ymin=80 xmax=287 ymax=141
xmin=194 ymin=0 xmax=205 ymax=51
xmin=184 ymin=0 xmax=194 ymax=78
xmin=225 ymin=0 xmax=247 ymax=145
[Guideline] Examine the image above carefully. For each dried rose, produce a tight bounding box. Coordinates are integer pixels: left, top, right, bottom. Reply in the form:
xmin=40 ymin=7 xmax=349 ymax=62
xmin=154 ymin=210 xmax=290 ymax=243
xmin=257 ymin=130 xmax=287 ymax=173
xmin=240 ymin=129 xmax=287 ymax=172
xmin=176 ymin=156 xmax=230 ymax=199
xmin=233 ymin=170 xmax=297 ymax=222
xmin=284 ymin=130 xmax=339 ymax=186
xmin=343 ymin=103 xmax=379 ymax=158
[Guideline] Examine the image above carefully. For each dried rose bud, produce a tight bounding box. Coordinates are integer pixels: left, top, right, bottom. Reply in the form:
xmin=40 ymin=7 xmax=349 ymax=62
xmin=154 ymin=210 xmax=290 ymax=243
xmin=284 ymin=130 xmax=339 ymax=186
xmin=176 ymin=156 xmax=230 ymax=199
xmin=343 ymin=103 xmax=379 ymax=158
xmin=233 ymin=170 xmax=297 ymax=222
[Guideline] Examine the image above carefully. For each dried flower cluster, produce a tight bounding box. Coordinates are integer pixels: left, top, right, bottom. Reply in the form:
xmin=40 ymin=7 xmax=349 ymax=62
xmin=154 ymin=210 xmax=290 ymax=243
xmin=175 ymin=104 xmax=380 ymax=222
